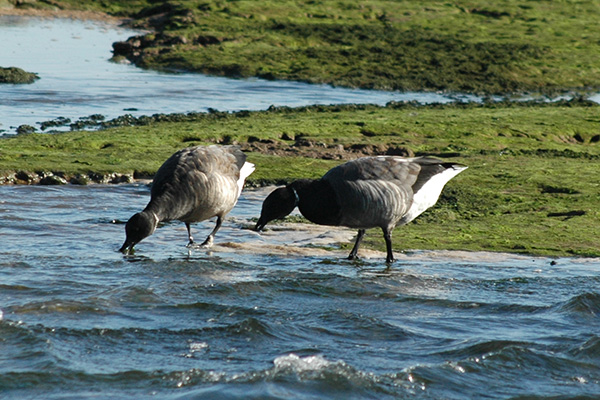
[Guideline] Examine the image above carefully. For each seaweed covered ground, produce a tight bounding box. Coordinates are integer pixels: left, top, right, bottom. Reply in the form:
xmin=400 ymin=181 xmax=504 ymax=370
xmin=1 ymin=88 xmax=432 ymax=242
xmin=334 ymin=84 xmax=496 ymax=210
xmin=1 ymin=1 xmax=599 ymax=257
xmin=0 ymin=66 xmax=39 ymax=84
xmin=4 ymin=0 xmax=600 ymax=94
xmin=1 ymin=100 xmax=599 ymax=257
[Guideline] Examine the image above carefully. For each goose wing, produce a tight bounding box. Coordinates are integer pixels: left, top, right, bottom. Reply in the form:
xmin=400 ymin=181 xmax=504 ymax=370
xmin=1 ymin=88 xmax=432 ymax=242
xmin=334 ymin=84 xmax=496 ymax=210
xmin=321 ymin=156 xmax=420 ymax=229
xmin=150 ymin=145 xmax=248 ymax=222
xmin=323 ymin=156 xmax=421 ymax=183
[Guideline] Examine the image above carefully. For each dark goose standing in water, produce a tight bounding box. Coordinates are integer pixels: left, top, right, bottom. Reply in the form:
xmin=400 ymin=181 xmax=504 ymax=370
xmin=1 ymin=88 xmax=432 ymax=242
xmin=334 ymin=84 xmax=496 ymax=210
xmin=120 ymin=145 xmax=255 ymax=254
xmin=254 ymin=156 xmax=467 ymax=263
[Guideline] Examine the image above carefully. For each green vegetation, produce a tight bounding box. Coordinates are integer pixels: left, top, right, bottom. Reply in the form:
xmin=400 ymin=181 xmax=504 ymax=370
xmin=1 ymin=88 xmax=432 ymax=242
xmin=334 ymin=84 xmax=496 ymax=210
xmin=6 ymin=0 xmax=600 ymax=94
xmin=1 ymin=101 xmax=599 ymax=257
xmin=0 ymin=67 xmax=39 ymax=84
xmin=2 ymin=1 xmax=600 ymax=257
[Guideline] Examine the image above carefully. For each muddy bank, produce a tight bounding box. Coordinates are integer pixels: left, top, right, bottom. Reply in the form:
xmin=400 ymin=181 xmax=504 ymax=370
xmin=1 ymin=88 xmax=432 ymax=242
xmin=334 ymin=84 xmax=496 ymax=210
xmin=2 ymin=98 xmax=598 ymax=185
xmin=8 ymin=1 xmax=600 ymax=95
xmin=0 ymin=138 xmax=413 ymax=185
xmin=240 ymin=137 xmax=414 ymax=161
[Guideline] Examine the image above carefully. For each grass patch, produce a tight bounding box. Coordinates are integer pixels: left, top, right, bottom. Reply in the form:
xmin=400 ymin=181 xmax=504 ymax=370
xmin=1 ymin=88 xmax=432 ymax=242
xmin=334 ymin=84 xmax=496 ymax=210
xmin=1 ymin=100 xmax=599 ymax=256
xmin=9 ymin=0 xmax=600 ymax=94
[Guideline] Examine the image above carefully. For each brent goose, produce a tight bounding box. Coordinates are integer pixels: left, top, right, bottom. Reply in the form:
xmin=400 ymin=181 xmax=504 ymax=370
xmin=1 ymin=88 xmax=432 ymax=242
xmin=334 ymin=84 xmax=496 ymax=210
xmin=120 ymin=145 xmax=255 ymax=254
xmin=254 ymin=156 xmax=467 ymax=263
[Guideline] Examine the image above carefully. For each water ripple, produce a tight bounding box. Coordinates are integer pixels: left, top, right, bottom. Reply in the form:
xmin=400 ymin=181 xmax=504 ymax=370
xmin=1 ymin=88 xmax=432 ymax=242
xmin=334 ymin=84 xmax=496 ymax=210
xmin=558 ymin=292 xmax=600 ymax=317
xmin=2 ymin=185 xmax=600 ymax=399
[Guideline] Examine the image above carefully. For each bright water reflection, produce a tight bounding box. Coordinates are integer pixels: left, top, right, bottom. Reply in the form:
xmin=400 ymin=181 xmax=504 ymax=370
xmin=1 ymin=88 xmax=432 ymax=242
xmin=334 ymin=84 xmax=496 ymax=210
xmin=0 ymin=15 xmax=480 ymax=135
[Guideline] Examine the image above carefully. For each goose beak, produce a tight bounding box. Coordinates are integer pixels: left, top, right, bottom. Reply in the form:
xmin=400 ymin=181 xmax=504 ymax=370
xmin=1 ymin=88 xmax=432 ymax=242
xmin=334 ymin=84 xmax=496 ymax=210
xmin=254 ymin=218 xmax=266 ymax=232
xmin=119 ymin=240 xmax=135 ymax=254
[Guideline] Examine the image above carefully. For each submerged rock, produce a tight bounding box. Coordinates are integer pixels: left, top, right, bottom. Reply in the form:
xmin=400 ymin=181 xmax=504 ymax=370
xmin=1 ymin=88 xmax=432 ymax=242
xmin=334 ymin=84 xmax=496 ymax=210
xmin=39 ymin=172 xmax=68 ymax=185
xmin=0 ymin=172 xmax=18 ymax=185
xmin=16 ymin=125 xmax=36 ymax=135
xmin=0 ymin=67 xmax=39 ymax=84
xmin=69 ymin=174 xmax=91 ymax=185
xmin=15 ymin=170 xmax=39 ymax=184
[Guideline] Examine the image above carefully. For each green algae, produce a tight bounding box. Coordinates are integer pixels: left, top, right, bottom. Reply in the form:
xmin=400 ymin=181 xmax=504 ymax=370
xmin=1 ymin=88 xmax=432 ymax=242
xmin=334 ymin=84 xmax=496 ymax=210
xmin=9 ymin=0 xmax=600 ymax=94
xmin=0 ymin=66 xmax=39 ymax=84
xmin=1 ymin=101 xmax=599 ymax=257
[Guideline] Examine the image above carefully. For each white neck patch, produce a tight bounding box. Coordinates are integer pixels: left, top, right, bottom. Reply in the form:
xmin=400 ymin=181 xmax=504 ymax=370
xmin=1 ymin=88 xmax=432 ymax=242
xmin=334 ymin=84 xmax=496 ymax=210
xmin=150 ymin=211 xmax=160 ymax=233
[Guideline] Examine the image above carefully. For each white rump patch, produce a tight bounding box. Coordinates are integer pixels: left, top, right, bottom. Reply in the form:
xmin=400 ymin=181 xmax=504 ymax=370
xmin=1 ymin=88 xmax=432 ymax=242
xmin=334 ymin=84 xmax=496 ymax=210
xmin=237 ymin=162 xmax=255 ymax=195
xmin=402 ymin=165 xmax=467 ymax=224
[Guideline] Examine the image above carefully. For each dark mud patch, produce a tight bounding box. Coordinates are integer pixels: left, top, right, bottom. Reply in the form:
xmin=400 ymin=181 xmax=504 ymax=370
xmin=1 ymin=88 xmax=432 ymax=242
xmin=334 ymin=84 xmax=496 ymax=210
xmin=239 ymin=138 xmax=414 ymax=161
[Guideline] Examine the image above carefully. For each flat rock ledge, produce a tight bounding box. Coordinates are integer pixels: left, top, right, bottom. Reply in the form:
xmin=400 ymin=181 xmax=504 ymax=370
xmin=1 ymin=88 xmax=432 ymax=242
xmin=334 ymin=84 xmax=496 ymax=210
xmin=0 ymin=170 xmax=136 ymax=185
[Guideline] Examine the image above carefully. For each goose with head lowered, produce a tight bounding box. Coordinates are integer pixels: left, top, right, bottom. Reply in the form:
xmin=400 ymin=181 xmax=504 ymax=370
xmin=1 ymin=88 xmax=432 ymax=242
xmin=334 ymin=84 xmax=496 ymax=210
xmin=254 ymin=156 xmax=467 ymax=263
xmin=120 ymin=145 xmax=255 ymax=254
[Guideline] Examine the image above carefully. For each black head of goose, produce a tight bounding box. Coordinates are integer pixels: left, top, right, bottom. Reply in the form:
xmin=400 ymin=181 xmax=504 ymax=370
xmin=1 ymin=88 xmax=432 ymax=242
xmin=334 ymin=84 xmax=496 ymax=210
xmin=120 ymin=145 xmax=255 ymax=254
xmin=254 ymin=156 xmax=467 ymax=263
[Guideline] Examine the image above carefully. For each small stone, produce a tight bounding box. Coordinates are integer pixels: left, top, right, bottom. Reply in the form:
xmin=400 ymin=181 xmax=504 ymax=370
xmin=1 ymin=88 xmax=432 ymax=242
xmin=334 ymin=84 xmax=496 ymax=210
xmin=39 ymin=174 xmax=68 ymax=185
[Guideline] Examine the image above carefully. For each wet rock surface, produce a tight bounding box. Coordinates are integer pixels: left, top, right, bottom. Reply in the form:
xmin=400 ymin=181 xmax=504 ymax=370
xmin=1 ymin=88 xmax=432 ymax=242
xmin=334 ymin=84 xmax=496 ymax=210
xmin=0 ymin=170 xmax=135 ymax=185
xmin=0 ymin=66 xmax=39 ymax=84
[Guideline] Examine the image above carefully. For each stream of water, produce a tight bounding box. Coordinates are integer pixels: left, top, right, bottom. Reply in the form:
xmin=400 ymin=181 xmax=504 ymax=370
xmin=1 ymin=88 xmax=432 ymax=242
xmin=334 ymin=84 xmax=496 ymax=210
xmin=0 ymin=15 xmax=481 ymax=135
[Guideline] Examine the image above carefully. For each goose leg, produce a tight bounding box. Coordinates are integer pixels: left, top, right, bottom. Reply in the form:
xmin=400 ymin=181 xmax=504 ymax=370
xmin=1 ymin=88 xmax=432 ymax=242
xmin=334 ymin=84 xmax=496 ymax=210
xmin=348 ymin=229 xmax=366 ymax=260
xmin=383 ymin=228 xmax=395 ymax=264
xmin=185 ymin=222 xmax=194 ymax=246
xmin=200 ymin=216 xmax=223 ymax=248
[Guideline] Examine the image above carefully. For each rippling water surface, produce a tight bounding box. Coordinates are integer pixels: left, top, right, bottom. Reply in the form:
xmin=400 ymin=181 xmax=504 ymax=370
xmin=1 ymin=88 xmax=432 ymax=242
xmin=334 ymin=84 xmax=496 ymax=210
xmin=1 ymin=184 xmax=600 ymax=399
xmin=2 ymin=13 xmax=600 ymax=400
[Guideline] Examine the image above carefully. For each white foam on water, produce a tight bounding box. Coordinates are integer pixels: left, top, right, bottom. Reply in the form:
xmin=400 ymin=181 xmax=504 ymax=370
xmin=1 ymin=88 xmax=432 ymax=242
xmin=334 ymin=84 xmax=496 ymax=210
xmin=273 ymin=353 xmax=332 ymax=372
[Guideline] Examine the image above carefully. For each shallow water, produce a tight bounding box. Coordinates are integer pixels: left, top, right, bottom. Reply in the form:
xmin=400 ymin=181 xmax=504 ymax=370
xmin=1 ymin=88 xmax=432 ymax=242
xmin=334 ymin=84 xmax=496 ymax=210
xmin=0 ymin=15 xmax=481 ymax=135
xmin=3 ymin=13 xmax=600 ymax=399
xmin=1 ymin=184 xmax=600 ymax=399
